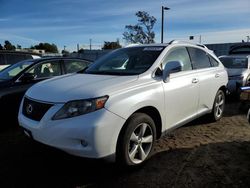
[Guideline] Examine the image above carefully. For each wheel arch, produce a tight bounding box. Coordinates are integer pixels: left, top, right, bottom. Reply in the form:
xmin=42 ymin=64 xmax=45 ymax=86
xmin=219 ymin=85 xmax=227 ymax=95
xmin=115 ymin=106 xmax=163 ymax=164
xmin=116 ymin=106 xmax=162 ymax=147
xmin=210 ymin=85 xmax=227 ymax=110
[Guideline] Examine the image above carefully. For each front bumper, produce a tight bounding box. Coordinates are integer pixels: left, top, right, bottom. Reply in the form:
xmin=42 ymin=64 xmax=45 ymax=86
xmin=18 ymin=100 xmax=126 ymax=159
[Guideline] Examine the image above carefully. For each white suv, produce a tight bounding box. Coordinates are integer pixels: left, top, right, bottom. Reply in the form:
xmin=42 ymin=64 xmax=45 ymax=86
xmin=19 ymin=41 xmax=228 ymax=166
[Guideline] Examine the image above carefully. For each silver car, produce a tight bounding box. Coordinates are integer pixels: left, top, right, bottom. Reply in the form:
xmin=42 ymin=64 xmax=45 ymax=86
xmin=219 ymin=55 xmax=250 ymax=94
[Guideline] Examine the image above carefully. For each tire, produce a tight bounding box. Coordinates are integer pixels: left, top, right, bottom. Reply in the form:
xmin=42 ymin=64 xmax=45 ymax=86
xmin=116 ymin=113 xmax=156 ymax=167
xmin=208 ymin=90 xmax=225 ymax=121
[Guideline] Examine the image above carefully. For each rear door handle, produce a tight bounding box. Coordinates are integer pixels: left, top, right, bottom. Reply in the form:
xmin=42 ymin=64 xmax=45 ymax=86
xmin=215 ymin=73 xmax=220 ymax=78
xmin=192 ymin=78 xmax=199 ymax=83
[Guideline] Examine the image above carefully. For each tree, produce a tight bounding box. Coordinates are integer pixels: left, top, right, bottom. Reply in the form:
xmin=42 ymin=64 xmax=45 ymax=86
xmin=123 ymin=11 xmax=156 ymax=44
xmin=102 ymin=40 xmax=122 ymax=49
xmin=4 ymin=40 xmax=16 ymax=50
xmin=33 ymin=43 xmax=58 ymax=53
xmin=78 ymin=48 xmax=84 ymax=53
xmin=61 ymin=49 xmax=70 ymax=56
xmin=16 ymin=44 xmax=22 ymax=49
xmin=0 ymin=44 xmax=3 ymax=50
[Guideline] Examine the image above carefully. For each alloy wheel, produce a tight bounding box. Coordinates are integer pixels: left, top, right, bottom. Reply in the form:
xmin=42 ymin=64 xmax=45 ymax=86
xmin=215 ymin=92 xmax=225 ymax=118
xmin=128 ymin=123 xmax=153 ymax=164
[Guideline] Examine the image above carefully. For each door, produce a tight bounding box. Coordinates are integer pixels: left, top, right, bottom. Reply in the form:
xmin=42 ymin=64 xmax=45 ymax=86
xmin=161 ymin=47 xmax=199 ymax=128
xmin=187 ymin=47 xmax=221 ymax=113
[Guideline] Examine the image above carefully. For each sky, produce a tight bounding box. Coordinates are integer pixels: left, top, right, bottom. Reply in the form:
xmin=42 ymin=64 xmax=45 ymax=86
xmin=0 ymin=0 xmax=250 ymax=51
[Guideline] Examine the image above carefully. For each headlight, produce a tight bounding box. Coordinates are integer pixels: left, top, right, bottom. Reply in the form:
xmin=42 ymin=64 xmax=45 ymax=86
xmin=52 ymin=96 xmax=109 ymax=120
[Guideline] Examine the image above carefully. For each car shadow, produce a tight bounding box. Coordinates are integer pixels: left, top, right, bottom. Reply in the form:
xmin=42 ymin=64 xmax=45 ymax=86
xmin=0 ymin=128 xmax=250 ymax=188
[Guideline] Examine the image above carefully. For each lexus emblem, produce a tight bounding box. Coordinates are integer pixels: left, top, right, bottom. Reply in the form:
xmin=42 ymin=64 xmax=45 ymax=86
xmin=26 ymin=104 xmax=33 ymax=114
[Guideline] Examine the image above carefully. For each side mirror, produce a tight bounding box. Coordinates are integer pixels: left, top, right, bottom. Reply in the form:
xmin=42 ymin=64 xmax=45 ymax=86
xmin=19 ymin=73 xmax=35 ymax=82
xmin=163 ymin=61 xmax=182 ymax=83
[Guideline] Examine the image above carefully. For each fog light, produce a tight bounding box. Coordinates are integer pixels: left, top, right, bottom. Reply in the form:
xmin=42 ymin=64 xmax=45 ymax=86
xmin=80 ymin=140 xmax=88 ymax=147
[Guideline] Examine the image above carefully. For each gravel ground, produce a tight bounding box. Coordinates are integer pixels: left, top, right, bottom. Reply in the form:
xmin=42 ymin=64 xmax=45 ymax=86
xmin=0 ymin=99 xmax=250 ymax=188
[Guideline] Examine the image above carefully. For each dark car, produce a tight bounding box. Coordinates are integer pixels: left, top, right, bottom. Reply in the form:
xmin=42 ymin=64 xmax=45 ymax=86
xmin=0 ymin=57 xmax=91 ymax=125
xmin=229 ymin=43 xmax=250 ymax=55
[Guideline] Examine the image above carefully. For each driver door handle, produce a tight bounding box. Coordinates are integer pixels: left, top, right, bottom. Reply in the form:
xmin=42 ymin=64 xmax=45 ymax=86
xmin=192 ymin=78 xmax=199 ymax=83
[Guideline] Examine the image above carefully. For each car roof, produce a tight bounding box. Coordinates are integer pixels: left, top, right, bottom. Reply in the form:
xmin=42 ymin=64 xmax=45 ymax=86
xmin=125 ymin=40 xmax=209 ymax=50
xmin=0 ymin=50 xmax=41 ymax=56
xmin=32 ymin=57 xmax=92 ymax=63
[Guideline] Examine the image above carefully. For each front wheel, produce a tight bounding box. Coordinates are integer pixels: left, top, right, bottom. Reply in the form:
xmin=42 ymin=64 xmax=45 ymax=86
xmin=116 ymin=113 xmax=156 ymax=167
xmin=209 ymin=90 xmax=225 ymax=121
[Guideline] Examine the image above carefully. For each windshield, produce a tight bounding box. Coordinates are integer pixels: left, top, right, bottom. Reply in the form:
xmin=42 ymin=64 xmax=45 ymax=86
xmin=0 ymin=60 xmax=34 ymax=81
xmin=85 ymin=46 xmax=165 ymax=75
xmin=219 ymin=57 xmax=248 ymax=69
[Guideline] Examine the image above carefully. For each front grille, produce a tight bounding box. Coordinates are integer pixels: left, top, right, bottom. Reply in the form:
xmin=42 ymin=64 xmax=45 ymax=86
xmin=22 ymin=97 xmax=53 ymax=121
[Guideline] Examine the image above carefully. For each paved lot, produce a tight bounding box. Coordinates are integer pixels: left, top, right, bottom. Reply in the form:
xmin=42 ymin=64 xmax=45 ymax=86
xmin=1 ymin=99 xmax=250 ymax=188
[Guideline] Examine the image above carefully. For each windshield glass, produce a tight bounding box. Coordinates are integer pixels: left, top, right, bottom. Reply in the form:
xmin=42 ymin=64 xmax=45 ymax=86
xmin=85 ymin=46 xmax=165 ymax=75
xmin=0 ymin=60 xmax=34 ymax=81
xmin=219 ymin=57 xmax=248 ymax=69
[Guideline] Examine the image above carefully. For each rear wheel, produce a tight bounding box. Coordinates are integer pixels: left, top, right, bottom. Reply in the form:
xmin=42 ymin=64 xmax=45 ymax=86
xmin=116 ymin=113 xmax=156 ymax=167
xmin=209 ymin=90 xmax=225 ymax=121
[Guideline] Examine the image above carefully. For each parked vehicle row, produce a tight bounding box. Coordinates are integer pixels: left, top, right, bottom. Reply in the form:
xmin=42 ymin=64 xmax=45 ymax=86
xmin=219 ymin=44 xmax=250 ymax=94
xmin=0 ymin=57 xmax=91 ymax=124
xmin=18 ymin=41 xmax=228 ymax=166
xmin=219 ymin=55 xmax=250 ymax=94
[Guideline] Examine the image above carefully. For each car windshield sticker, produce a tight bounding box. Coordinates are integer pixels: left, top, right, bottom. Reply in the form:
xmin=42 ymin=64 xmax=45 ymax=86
xmin=143 ymin=47 xmax=163 ymax=51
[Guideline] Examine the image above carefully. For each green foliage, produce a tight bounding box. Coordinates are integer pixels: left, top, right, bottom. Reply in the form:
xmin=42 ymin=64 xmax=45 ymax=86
xmin=123 ymin=11 xmax=156 ymax=44
xmin=61 ymin=49 xmax=70 ymax=56
xmin=16 ymin=44 xmax=22 ymax=49
xmin=4 ymin=40 xmax=16 ymax=50
xmin=102 ymin=41 xmax=122 ymax=49
xmin=78 ymin=48 xmax=84 ymax=53
xmin=33 ymin=43 xmax=58 ymax=53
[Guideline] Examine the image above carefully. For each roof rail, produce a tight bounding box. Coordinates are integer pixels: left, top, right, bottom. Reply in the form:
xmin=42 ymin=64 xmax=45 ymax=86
xmin=168 ymin=40 xmax=208 ymax=49
xmin=125 ymin=43 xmax=140 ymax=48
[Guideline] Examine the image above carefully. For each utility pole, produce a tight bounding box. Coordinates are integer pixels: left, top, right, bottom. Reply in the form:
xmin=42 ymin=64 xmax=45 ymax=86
xmin=199 ymin=35 xmax=202 ymax=44
xmin=89 ymin=39 xmax=92 ymax=50
xmin=247 ymin=36 xmax=250 ymax=42
xmin=161 ymin=6 xmax=170 ymax=43
xmin=77 ymin=43 xmax=79 ymax=52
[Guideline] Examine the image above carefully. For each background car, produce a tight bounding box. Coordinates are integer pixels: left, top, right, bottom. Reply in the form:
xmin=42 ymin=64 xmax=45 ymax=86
xmin=0 ymin=50 xmax=41 ymax=70
xmin=0 ymin=57 xmax=91 ymax=126
xmin=219 ymin=55 xmax=250 ymax=94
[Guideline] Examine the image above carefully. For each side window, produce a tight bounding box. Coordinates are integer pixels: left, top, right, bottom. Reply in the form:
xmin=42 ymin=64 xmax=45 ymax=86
xmin=208 ymin=55 xmax=219 ymax=67
xmin=162 ymin=47 xmax=192 ymax=71
xmin=64 ymin=60 xmax=88 ymax=73
xmin=27 ymin=60 xmax=61 ymax=79
xmin=188 ymin=47 xmax=211 ymax=69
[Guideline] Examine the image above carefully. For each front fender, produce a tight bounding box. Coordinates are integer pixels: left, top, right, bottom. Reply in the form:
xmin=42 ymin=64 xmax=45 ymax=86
xmin=105 ymin=81 xmax=165 ymax=130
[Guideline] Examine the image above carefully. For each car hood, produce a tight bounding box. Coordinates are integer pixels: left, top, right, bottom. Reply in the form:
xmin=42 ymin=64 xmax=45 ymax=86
xmin=226 ymin=68 xmax=248 ymax=77
xmin=26 ymin=73 xmax=138 ymax=103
